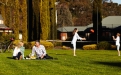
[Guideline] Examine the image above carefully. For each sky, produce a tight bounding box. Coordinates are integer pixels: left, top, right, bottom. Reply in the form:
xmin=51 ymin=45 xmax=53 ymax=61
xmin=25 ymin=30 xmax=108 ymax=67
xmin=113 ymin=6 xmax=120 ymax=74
xmin=111 ymin=0 xmax=121 ymax=4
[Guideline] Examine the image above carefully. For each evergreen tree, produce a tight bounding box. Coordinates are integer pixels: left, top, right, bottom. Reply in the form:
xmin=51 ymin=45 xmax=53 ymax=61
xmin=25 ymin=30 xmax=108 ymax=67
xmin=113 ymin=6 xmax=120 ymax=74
xmin=49 ymin=0 xmax=57 ymax=40
xmin=92 ymin=0 xmax=102 ymax=42
xmin=27 ymin=0 xmax=41 ymax=41
xmin=40 ymin=0 xmax=50 ymax=40
xmin=19 ymin=0 xmax=27 ymax=41
xmin=57 ymin=1 xmax=73 ymax=27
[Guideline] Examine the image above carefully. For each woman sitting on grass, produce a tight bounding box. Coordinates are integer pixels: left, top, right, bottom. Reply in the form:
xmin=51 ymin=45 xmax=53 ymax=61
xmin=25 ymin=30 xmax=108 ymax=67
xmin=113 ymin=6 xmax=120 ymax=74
xmin=13 ymin=41 xmax=25 ymax=60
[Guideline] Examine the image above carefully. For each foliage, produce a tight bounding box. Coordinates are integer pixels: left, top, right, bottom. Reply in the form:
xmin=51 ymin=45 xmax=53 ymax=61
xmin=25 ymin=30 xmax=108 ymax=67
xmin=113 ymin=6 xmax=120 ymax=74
xmin=12 ymin=40 xmax=22 ymax=46
xmin=111 ymin=45 xmax=116 ymax=50
xmin=40 ymin=0 xmax=50 ymax=40
xmin=28 ymin=0 xmax=41 ymax=41
xmin=69 ymin=0 xmax=92 ymax=26
xmin=57 ymin=0 xmax=121 ymax=26
xmin=97 ymin=41 xmax=111 ymax=50
xmin=19 ymin=0 xmax=27 ymax=41
xmin=13 ymin=0 xmax=20 ymax=40
xmin=49 ymin=0 xmax=57 ymax=40
xmin=24 ymin=42 xmax=32 ymax=49
xmin=92 ymin=0 xmax=102 ymax=41
xmin=24 ymin=40 xmax=54 ymax=49
xmin=83 ymin=44 xmax=97 ymax=50
xmin=0 ymin=33 xmax=14 ymax=42
xmin=57 ymin=1 xmax=73 ymax=27
xmin=62 ymin=45 xmax=71 ymax=50
xmin=40 ymin=40 xmax=54 ymax=49
xmin=54 ymin=41 xmax=62 ymax=46
xmin=0 ymin=0 xmax=27 ymax=41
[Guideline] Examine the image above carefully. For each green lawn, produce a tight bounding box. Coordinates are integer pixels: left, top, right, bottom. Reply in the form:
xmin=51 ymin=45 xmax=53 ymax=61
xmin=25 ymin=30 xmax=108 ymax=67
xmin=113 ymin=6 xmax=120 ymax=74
xmin=0 ymin=49 xmax=121 ymax=75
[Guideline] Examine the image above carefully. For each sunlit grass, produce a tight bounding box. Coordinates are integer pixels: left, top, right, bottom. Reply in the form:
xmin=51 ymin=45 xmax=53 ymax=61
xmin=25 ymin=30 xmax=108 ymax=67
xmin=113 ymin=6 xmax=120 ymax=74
xmin=0 ymin=49 xmax=121 ymax=75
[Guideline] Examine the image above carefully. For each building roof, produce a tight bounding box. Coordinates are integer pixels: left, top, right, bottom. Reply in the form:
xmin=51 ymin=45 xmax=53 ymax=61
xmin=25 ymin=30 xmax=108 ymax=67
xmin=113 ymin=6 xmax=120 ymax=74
xmin=57 ymin=16 xmax=121 ymax=32
xmin=0 ymin=24 xmax=10 ymax=29
xmin=57 ymin=26 xmax=87 ymax=32
xmin=0 ymin=14 xmax=10 ymax=29
xmin=0 ymin=14 xmax=12 ymax=32
xmin=88 ymin=16 xmax=121 ymax=28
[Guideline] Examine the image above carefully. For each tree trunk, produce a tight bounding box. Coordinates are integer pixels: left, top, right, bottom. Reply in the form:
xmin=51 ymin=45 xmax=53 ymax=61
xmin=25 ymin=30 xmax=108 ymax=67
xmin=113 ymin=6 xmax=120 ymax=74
xmin=92 ymin=0 xmax=102 ymax=43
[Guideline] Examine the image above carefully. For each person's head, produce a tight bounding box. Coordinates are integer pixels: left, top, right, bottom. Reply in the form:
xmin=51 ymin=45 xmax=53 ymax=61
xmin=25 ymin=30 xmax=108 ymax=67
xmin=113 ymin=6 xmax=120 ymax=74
xmin=19 ymin=41 xmax=24 ymax=47
xmin=17 ymin=41 xmax=24 ymax=48
xmin=73 ymin=28 xmax=78 ymax=35
xmin=35 ymin=40 xmax=40 ymax=47
xmin=117 ymin=33 xmax=120 ymax=37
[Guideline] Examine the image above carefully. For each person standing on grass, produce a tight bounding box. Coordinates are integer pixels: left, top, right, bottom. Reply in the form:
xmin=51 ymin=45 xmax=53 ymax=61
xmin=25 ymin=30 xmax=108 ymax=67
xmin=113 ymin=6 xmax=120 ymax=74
xmin=112 ymin=33 xmax=120 ymax=56
xmin=71 ymin=28 xmax=86 ymax=56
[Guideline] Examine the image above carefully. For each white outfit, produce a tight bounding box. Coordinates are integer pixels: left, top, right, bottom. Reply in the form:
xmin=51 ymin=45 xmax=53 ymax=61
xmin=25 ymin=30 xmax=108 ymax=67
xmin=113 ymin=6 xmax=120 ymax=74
xmin=32 ymin=45 xmax=47 ymax=58
xmin=13 ymin=47 xmax=21 ymax=56
xmin=115 ymin=36 xmax=120 ymax=50
xmin=71 ymin=32 xmax=83 ymax=50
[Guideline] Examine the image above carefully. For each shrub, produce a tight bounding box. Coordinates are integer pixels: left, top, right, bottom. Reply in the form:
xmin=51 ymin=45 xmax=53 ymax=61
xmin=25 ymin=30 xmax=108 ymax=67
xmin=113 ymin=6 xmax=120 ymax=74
xmin=24 ymin=40 xmax=54 ymax=49
xmin=54 ymin=42 xmax=62 ymax=46
xmin=0 ymin=34 xmax=15 ymax=43
xmin=12 ymin=40 xmax=21 ymax=46
xmin=40 ymin=40 xmax=54 ymax=49
xmin=83 ymin=44 xmax=97 ymax=50
xmin=111 ymin=45 xmax=116 ymax=50
xmin=24 ymin=42 xmax=33 ymax=49
xmin=62 ymin=46 xmax=71 ymax=50
xmin=97 ymin=41 xmax=111 ymax=50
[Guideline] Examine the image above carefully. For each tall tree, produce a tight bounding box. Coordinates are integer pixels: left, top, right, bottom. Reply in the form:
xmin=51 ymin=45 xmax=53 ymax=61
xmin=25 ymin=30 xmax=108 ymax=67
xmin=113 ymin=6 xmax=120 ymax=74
xmin=27 ymin=0 xmax=41 ymax=41
xmin=49 ymin=0 xmax=57 ymax=40
xmin=19 ymin=0 xmax=27 ymax=41
xmin=57 ymin=1 xmax=73 ymax=27
xmin=40 ymin=0 xmax=50 ymax=40
xmin=13 ymin=0 xmax=20 ymax=40
xmin=92 ymin=0 xmax=102 ymax=42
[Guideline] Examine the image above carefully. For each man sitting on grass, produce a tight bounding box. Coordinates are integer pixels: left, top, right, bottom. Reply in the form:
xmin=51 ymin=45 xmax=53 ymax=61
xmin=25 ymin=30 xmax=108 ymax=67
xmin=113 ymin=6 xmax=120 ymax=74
xmin=31 ymin=40 xmax=53 ymax=59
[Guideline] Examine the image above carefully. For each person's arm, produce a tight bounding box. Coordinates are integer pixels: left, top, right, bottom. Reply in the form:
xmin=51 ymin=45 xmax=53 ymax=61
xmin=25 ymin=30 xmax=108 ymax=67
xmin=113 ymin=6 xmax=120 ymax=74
xmin=76 ymin=33 xmax=86 ymax=40
xmin=31 ymin=46 xmax=35 ymax=56
xmin=40 ymin=45 xmax=47 ymax=59
xmin=112 ymin=36 xmax=116 ymax=40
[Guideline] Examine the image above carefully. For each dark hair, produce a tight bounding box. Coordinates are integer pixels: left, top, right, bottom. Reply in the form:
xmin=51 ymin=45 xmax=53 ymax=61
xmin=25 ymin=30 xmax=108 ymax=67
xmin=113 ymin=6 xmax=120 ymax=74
xmin=73 ymin=28 xmax=77 ymax=35
xmin=35 ymin=40 xmax=40 ymax=44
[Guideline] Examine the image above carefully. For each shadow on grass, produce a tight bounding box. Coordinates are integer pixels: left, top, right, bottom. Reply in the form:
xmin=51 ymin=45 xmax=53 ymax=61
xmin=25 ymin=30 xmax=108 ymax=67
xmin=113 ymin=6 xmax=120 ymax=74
xmin=7 ymin=57 xmax=13 ymax=59
xmin=93 ymin=61 xmax=121 ymax=68
xmin=55 ymin=53 xmax=67 ymax=55
xmin=7 ymin=57 xmax=58 ymax=60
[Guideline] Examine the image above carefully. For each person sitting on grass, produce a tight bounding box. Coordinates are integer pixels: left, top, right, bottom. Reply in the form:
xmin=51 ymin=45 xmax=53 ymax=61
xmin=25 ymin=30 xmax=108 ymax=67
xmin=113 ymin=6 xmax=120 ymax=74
xmin=31 ymin=40 xmax=53 ymax=59
xmin=12 ymin=43 xmax=22 ymax=60
xmin=19 ymin=41 xmax=25 ymax=59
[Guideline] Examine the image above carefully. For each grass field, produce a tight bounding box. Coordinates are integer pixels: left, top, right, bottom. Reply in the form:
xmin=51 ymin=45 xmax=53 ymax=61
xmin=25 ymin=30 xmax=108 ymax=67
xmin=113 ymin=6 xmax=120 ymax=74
xmin=0 ymin=49 xmax=121 ymax=75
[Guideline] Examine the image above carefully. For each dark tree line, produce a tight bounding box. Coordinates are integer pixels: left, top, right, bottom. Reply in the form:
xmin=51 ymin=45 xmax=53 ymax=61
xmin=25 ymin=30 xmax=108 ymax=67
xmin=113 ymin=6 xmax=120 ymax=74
xmin=27 ymin=0 xmax=41 ymax=41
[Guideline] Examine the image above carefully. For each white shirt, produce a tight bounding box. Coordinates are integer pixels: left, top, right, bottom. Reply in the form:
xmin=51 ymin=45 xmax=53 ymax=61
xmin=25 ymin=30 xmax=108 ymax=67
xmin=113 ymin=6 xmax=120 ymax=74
xmin=13 ymin=47 xmax=21 ymax=56
xmin=32 ymin=45 xmax=47 ymax=58
xmin=116 ymin=36 xmax=120 ymax=46
xmin=71 ymin=32 xmax=82 ymax=44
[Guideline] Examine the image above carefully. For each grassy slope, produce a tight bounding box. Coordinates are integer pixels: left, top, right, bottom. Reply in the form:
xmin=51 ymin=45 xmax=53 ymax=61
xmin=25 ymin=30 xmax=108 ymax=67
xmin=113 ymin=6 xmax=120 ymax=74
xmin=0 ymin=49 xmax=121 ymax=75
